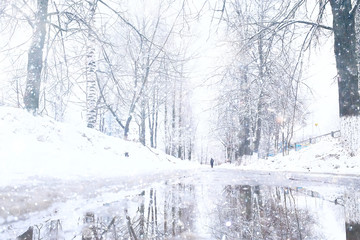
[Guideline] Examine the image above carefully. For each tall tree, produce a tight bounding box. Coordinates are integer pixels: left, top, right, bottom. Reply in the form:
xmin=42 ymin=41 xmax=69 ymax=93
xmin=23 ymin=0 xmax=49 ymax=112
xmin=94 ymin=0 xmax=188 ymax=144
xmin=86 ymin=0 xmax=98 ymax=128
xmin=215 ymin=0 xmax=306 ymax=161
xmin=330 ymin=0 xmax=360 ymax=117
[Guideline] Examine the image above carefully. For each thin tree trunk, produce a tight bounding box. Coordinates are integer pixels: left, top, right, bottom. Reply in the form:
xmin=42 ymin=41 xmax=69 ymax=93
xmin=254 ymin=91 xmax=263 ymax=153
xmin=254 ymin=23 xmax=265 ymax=152
xmin=154 ymin=101 xmax=159 ymax=148
xmin=188 ymin=138 xmax=192 ymax=160
xmin=177 ymin=79 xmax=183 ymax=159
xmin=16 ymin=78 xmax=21 ymax=108
xmin=171 ymin=84 xmax=176 ymax=157
xmin=243 ymin=67 xmax=252 ymax=156
xmin=86 ymin=0 xmax=97 ymax=128
xmin=139 ymin=191 xmax=145 ymax=237
xmin=148 ymin=88 xmax=155 ymax=147
xmin=164 ymin=192 xmax=167 ymax=234
xmin=140 ymin=97 xmax=146 ymax=145
xmin=164 ymin=94 xmax=170 ymax=154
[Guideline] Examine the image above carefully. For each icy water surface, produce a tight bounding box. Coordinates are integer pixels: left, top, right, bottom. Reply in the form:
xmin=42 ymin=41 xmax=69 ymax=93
xmin=76 ymin=183 xmax=359 ymax=240
xmin=2 ymin=169 xmax=360 ymax=239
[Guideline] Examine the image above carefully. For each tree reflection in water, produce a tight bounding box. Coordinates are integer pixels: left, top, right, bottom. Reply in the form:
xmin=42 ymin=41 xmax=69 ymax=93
xmin=210 ymin=185 xmax=318 ymax=240
xmin=78 ymin=183 xmax=197 ymax=240
xmin=78 ymin=184 xmax=319 ymax=240
xmin=18 ymin=182 xmax=360 ymax=239
xmin=344 ymin=191 xmax=360 ymax=239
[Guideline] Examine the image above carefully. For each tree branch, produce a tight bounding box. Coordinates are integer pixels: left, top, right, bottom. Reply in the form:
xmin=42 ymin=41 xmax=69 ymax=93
xmin=280 ymin=20 xmax=333 ymax=31
xmin=350 ymin=0 xmax=360 ymax=18
xmin=95 ymin=72 xmax=125 ymax=129
xmin=97 ymin=0 xmax=147 ymax=41
xmin=11 ymin=4 xmax=34 ymax=28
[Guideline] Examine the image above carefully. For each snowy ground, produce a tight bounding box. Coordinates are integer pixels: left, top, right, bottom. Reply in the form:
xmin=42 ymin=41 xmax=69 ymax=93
xmin=225 ymin=136 xmax=360 ymax=176
xmin=0 ymin=107 xmax=202 ymax=238
xmin=1 ymin=106 xmax=357 ymax=186
xmin=0 ymin=107 xmax=199 ymax=187
xmin=0 ymin=106 xmax=359 ymax=239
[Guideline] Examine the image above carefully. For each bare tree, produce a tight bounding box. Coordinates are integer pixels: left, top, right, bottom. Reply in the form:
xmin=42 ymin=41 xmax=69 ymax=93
xmin=217 ymin=0 xmax=360 ymax=155
xmin=94 ymin=0 xmax=191 ymax=147
xmin=215 ymin=0 xmax=307 ymax=161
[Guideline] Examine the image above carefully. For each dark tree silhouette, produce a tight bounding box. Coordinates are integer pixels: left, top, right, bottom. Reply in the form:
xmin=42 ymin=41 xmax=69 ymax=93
xmin=23 ymin=0 xmax=48 ymax=112
xmin=330 ymin=0 xmax=360 ymax=117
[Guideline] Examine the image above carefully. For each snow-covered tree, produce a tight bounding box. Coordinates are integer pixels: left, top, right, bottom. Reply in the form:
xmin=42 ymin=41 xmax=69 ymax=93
xmin=215 ymin=0 xmax=306 ymax=162
xmin=221 ymin=0 xmax=360 ymax=155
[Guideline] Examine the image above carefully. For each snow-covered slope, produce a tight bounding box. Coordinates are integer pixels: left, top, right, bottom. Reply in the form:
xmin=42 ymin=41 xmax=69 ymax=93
xmin=0 ymin=107 xmax=197 ymax=187
xmin=232 ymin=136 xmax=360 ymax=175
xmin=1 ymin=105 xmax=358 ymax=190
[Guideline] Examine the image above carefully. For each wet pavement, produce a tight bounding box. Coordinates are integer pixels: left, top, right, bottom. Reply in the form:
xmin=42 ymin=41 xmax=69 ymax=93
xmin=2 ymin=167 xmax=360 ymax=239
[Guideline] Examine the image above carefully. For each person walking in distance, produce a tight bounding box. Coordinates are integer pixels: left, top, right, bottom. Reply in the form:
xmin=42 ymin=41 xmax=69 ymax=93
xmin=210 ymin=158 xmax=214 ymax=168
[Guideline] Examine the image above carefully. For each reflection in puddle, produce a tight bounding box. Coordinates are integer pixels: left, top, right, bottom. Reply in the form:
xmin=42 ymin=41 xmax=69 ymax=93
xmin=8 ymin=183 xmax=360 ymax=239
xmin=80 ymin=184 xmax=198 ymax=240
xmin=212 ymin=185 xmax=316 ymax=239
xmin=345 ymin=191 xmax=360 ymax=240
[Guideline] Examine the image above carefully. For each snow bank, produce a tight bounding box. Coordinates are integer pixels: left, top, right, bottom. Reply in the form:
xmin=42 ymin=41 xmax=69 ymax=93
xmin=0 ymin=107 xmax=197 ymax=187
xmin=231 ymin=136 xmax=360 ymax=175
xmin=1 ymin=105 xmax=358 ymax=191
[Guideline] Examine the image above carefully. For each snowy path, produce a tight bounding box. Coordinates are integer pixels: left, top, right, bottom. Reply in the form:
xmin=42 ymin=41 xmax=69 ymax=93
xmin=182 ymin=166 xmax=360 ymax=190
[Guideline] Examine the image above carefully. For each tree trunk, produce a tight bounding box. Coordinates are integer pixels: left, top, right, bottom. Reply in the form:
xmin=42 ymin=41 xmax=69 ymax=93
xmin=16 ymin=226 xmax=33 ymax=240
xmin=140 ymin=97 xmax=146 ymax=145
xmin=253 ymin=5 xmax=265 ymax=153
xmin=24 ymin=0 xmax=48 ymax=112
xmin=330 ymin=0 xmax=360 ymax=117
xmin=139 ymin=191 xmax=145 ymax=237
xmin=187 ymin=138 xmax=192 ymax=160
xmin=171 ymin=84 xmax=176 ymax=157
xmin=124 ymin=115 xmax=132 ymax=140
xmin=254 ymin=104 xmax=262 ymax=153
xmin=148 ymin=87 xmax=156 ymax=148
xmin=154 ymin=101 xmax=159 ymax=148
xmin=242 ymin=119 xmax=252 ymax=156
xmin=164 ymin=94 xmax=170 ymax=154
xmin=177 ymin=80 xmax=183 ymax=159
xmin=243 ymin=66 xmax=252 ymax=156
xmin=330 ymin=0 xmax=360 ymax=155
xmin=86 ymin=0 xmax=98 ymax=128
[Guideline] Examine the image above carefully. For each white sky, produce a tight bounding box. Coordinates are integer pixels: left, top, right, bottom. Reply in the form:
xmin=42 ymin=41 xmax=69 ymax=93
xmin=296 ymin=37 xmax=339 ymax=140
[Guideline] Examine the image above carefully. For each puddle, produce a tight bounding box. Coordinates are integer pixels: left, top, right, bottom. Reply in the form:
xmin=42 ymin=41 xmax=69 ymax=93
xmin=4 ymin=182 xmax=360 ymax=239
